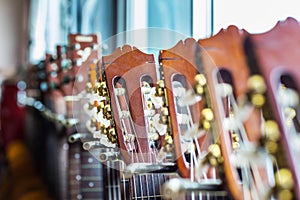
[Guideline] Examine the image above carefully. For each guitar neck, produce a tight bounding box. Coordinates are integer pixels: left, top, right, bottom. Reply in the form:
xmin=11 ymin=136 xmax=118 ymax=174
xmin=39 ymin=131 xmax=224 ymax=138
xmin=68 ymin=142 xmax=104 ymax=199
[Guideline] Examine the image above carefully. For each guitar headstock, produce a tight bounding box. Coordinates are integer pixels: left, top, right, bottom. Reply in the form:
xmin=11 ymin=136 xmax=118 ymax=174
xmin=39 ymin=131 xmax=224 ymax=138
xmin=245 ymin=17 xmax=300 ymax=199
xmin=196 ymin=26 xmax=277 ymax=200
xmin=56 ymin=34 xmax=100 ymax=128
xmin=102 ymin=45 xmax=163 ymax=165
xmin=56 ymin=34 xmax=99 ymax=98
xmin=159 ymin=38 xmax=231 ymax=199
xmin=159 ymin=38 xmax=206 ymax=178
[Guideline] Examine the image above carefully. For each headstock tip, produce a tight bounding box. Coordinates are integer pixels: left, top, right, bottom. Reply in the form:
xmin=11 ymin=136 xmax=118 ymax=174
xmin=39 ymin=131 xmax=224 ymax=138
xmin=278 ymin=17 xmax=299 ymax=27
xmin=120 ymin=44 xmax=135 ymax=52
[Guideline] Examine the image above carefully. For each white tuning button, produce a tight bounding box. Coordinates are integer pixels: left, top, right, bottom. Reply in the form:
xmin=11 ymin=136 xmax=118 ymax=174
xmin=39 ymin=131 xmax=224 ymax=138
xmin=173 ymin=87 xmax=186 ymax=97
xmin=150 ymin=94 xmax=163 ymax=109
xmin=278 ymin=87 xmax=299 ymax=107
xmin=119 ymin=110 xmax=130 ymax=119
xmin=216 ymin=83 xmax=233 ymax=97
xmin=195 ymin=153 xmax=210 ymax=181
xmin=100 ymin=136 xmax=117 ymax=148
xmin=84 ymin=104 xmax=97 ymax=117
xmin=222 ymin=117 xmax=240 ymax=132
xmin=177 ymin=113 xmax=190 ymax=124
xmin=86 ymin=120 xmax=100 ymax=136
xmin=144 ymin=109 xmax=155 ymax=117
xmin=114 ymin=88 xmax=126 ymax=96
xmin=141 ymin=86 xmax=154 ymax=94
xmin=178 ymin=89 xmax=201 ymax=106
xmin=152 ymin=114 xmax=167 ymax=136
xmin=229 ymin=143 xmax=265 ymax=167
xmin=182 ymin=123 xmax=206 ymax=139
xmin=161 ymin=179 xmax=183 ymax=198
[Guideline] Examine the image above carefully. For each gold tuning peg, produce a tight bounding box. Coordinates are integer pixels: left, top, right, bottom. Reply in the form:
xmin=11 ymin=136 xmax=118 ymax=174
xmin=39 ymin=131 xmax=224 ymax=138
xmin=194 ymin=73 xmax=207 ymax=86
xmin=247 ymin=75 xmax=267 ymax=94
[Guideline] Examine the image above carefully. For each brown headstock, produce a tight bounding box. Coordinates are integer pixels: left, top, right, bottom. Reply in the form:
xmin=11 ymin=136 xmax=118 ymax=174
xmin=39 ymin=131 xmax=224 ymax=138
xmin=102 ymin=45 xmax=158 ymax=164
xmin=59 ymin=34 xmax=99 ymax=97
xmin=198 ymin=25 xmax=280 ymax=200
xmin=159 ymin=38 xmax=204 ymax=178
xmin=246 ymin=17 xmax=300 ymax=199
xmin=42 ymin=53 xmax=66 ymax=115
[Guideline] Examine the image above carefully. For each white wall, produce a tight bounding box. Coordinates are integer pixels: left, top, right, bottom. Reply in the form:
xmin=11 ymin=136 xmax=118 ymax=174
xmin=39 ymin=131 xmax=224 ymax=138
xmin=0 ymin=0 xmax=29 ymax=78
xmin=214 ymin=0 xmax=300 ymax=34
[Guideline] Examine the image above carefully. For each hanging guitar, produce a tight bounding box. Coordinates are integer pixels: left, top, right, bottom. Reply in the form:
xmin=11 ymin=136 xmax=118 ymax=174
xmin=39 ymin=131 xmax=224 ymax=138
xmin=56 ymin=33 xmax=110 ymax=200
xmin=158 ymin=38 xmax=230 ymax=199
xmin=101 ymin=44 xmax=178 ymax=199
xmin=196 ymin=25 xmax=282 ymax=200
xmin=244 ymin=17 xmax=300 ymax=199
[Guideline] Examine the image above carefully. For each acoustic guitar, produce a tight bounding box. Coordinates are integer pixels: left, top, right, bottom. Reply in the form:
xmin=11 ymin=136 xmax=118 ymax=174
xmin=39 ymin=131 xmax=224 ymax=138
xmin=101 ymin=45 xmax=178 ymax=199
xmin=244 ymin=17 xmax=300 ymax=200
xmin=198 ymin=25 xmax=279 ymax=200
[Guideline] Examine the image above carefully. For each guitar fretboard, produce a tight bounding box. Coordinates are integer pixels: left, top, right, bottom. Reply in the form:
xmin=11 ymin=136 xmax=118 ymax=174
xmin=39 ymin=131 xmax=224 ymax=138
xmin=68 ymin=142 xmax=104 ymax=200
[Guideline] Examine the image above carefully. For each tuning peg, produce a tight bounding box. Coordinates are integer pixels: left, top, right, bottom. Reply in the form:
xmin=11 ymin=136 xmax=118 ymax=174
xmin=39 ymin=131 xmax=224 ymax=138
xmin=178 ymin=89 xmax=201 ymax=106
xmin=98 ymin=151 xmax=119 ymax=162
xmin=150 ymin=93 xmax=163 ymax=109
xmin=247 ymin=75 xmax=267 ymax=94
xmin=216 ymin=83 xmax=233 ymax=97
xmin=72 ymin=43 xmax=81 ymax=50
xmin=68 ymin=133 xmax=93 ymax=143
xmin=152 ymin=114 xmax=167 ymax=136
xmin=161 ymin=178 xmax=223 ymax=199
xmin=195 ymin=73 xmax=207 ymax=86
xmin=82 ymin=140 xmax=102 ymax=150
xmin=114 ymin=88 xmax=125 ymax=96
xmin=123 ymin=162 xmax=177 ymax=179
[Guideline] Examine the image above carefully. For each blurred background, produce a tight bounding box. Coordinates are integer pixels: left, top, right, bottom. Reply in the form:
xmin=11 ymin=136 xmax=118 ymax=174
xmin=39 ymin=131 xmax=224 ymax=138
xmin=2 ymin=0 xmax=300 ymax=76
xmin=1 ymin=0 xmax=300 ymax=199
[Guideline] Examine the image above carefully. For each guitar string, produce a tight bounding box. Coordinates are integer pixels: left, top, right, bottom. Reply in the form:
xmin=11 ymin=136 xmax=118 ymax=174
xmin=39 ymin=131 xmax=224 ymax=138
xmin=222 ymin=80 xmax=269 ymax=199
xmin=141 ymin=80 xmax=157 ymax=200
xmin=124 ymin=78 xmax=167 ymax=199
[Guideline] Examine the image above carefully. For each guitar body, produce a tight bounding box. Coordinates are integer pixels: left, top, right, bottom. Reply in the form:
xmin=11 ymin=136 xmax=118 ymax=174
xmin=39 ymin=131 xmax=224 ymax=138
xmin=246 ymin=17 xmax=300 ymax=199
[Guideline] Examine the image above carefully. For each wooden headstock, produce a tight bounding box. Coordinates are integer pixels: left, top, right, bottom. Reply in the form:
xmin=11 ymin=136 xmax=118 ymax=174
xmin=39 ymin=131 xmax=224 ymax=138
xmin=159 ymin=38 xmax=205 ymax=178
xmin=198 ymin=25 xmax=279 ymax=200
xmin=55 ymin=34 xmax=99 ymax=98
xmin=159 ymin=38 xmax=232 ymax=199
xmin=102 ymin=45 xmax=159 ymax=164
xmin=245 ymin=17 xmax=300 ymax=199
xmin=55 ymin=34 xmax=100 ymax=128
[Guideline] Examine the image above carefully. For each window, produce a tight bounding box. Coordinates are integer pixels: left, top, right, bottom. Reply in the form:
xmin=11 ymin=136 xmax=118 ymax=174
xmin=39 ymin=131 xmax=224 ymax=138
xmin=213 ymin=0 xmax=300 ymax=34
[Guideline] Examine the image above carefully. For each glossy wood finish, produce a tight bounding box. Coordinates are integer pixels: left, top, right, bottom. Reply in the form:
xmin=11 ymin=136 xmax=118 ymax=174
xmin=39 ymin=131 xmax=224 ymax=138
xmin=102 ymin=45 xmax=157 ymax=164
xmin=247 ymin=17 xmax=300 ymax=198
xmin=159 ymin=38 xmax=203 ymax=178
xmin=198 ymin=26 xmax=252 ymax=200
xmin=198 ymin=25 xmax=279 ymax=200
xmin=64 ymin=34 xmax=99 ymax=96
